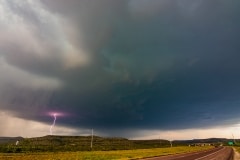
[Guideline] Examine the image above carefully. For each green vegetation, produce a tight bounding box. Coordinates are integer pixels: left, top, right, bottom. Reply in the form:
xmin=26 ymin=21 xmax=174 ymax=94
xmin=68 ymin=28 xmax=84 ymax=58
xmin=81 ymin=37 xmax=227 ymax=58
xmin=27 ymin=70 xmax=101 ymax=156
xmin=0 ymin=136 xmax=173 ymax=153
xmin=0 ymin=136 xmax=215 ymax=159
xmin=0 ymin=146 xmax=212 ymax=160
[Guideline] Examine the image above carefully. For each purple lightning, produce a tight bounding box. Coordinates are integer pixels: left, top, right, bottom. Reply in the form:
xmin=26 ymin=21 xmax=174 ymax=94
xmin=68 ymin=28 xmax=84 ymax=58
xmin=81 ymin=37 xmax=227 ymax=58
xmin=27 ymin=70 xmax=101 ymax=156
xmin=50 ymin=113 xmax=57 ymax=135
xmin=46 ymin=111 xmax=68 ymax=135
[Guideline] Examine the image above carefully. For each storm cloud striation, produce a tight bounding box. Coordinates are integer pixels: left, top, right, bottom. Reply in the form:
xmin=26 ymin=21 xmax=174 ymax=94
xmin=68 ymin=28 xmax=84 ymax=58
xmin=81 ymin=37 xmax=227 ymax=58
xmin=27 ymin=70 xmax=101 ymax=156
xmin=0 ymin=0 xmax=240 ymax=137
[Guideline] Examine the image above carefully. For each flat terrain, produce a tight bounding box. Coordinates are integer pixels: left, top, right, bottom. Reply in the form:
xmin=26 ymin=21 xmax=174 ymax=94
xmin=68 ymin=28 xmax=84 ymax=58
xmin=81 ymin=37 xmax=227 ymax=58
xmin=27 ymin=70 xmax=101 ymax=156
xmin=0 ymin=146 xmax=212 ymax=160
xmin=143 ymin=146 xmax=233 ymax=160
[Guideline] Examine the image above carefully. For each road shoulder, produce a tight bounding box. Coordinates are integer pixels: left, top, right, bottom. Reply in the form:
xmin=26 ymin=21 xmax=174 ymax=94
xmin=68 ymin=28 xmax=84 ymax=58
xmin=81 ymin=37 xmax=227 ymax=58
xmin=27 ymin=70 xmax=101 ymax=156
xmin=234 ymin=147 xmax=240 ymax=160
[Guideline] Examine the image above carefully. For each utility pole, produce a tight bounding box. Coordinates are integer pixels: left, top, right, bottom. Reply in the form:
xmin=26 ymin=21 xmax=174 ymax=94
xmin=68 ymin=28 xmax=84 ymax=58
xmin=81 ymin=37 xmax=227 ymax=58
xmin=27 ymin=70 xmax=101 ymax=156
xmin=91 ymin=129 xmax=93 ymax=149
xmin=159 ymin=136 xmax=162 ymax=146
xmin=170 ymin=140 xmax=172 ymax=147
xmin=232 ymin=133 xmax=236 ymax=144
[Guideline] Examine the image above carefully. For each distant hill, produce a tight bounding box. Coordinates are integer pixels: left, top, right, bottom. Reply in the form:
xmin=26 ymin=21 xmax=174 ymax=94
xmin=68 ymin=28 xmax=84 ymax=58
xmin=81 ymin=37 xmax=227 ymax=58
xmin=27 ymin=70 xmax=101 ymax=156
xmin=0 ymin=137 xmax=23 ymax=144
xmin=20 ymin=135 xmax=171 ymax=151
xmin=0 ymin=135 xmax=170 ymax=152
xmin=173 ymin=138 xmax=232 ymax=144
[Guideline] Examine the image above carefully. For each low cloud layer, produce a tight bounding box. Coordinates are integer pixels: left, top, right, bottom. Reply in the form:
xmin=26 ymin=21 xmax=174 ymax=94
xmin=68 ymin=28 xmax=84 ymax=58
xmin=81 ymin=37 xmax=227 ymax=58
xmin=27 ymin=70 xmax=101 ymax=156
xmin=1 ymin=0 xmax=240 ymax=137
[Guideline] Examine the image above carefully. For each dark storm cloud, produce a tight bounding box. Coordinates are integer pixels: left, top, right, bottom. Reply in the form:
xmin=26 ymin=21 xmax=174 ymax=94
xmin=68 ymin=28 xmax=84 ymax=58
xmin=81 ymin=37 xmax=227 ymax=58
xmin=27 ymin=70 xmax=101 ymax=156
xmin=1 ymin=0 xmax=240 ymax=135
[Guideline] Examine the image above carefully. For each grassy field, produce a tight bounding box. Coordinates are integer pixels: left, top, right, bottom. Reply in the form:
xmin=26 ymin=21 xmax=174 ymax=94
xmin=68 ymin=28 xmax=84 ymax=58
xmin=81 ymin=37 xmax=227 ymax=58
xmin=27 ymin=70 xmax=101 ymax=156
xmin=0 ymin=146 xmax=213 ymax=160
xmin=234 ymin=146 xmax=240 ymax=152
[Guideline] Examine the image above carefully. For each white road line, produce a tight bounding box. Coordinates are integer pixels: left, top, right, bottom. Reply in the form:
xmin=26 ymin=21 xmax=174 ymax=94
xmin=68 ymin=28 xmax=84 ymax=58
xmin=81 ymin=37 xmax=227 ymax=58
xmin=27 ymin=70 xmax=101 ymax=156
xmin=178 ymin=156 xmax=185 ymax=158
xmin=194 ymin=147 xmax=225 ymax=160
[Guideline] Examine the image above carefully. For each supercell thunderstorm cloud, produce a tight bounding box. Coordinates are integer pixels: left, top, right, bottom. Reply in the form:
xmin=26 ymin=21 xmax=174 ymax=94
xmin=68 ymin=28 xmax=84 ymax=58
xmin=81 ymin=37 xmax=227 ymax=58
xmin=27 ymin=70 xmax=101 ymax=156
xmin=0 ymin=0 xmax=240 ymax=139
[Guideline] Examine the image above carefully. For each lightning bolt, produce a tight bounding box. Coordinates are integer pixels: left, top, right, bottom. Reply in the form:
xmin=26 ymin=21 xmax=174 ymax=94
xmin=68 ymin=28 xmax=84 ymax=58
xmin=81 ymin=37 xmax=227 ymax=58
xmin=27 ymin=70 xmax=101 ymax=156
xmin=50 ymin=113 xmax=57 ymax=135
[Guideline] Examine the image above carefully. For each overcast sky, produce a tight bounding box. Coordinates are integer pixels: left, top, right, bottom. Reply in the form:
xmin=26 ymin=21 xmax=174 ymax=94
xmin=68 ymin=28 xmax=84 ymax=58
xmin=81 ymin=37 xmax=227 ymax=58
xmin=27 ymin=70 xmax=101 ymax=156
xmin=0 ymin=0 xmax=240 ymax=139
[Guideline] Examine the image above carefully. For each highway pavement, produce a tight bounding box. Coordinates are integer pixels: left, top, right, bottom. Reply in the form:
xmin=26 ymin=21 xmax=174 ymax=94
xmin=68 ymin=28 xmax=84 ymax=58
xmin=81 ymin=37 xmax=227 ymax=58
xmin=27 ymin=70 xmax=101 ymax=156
xmin=142 ymin=147 xmax=233 ymax=160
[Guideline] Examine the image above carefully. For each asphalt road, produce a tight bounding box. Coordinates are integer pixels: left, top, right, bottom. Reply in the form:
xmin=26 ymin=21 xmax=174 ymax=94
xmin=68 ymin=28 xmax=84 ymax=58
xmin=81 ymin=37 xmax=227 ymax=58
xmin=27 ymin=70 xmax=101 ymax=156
xmin=142 ymin=147 xmax=233 ymax=160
